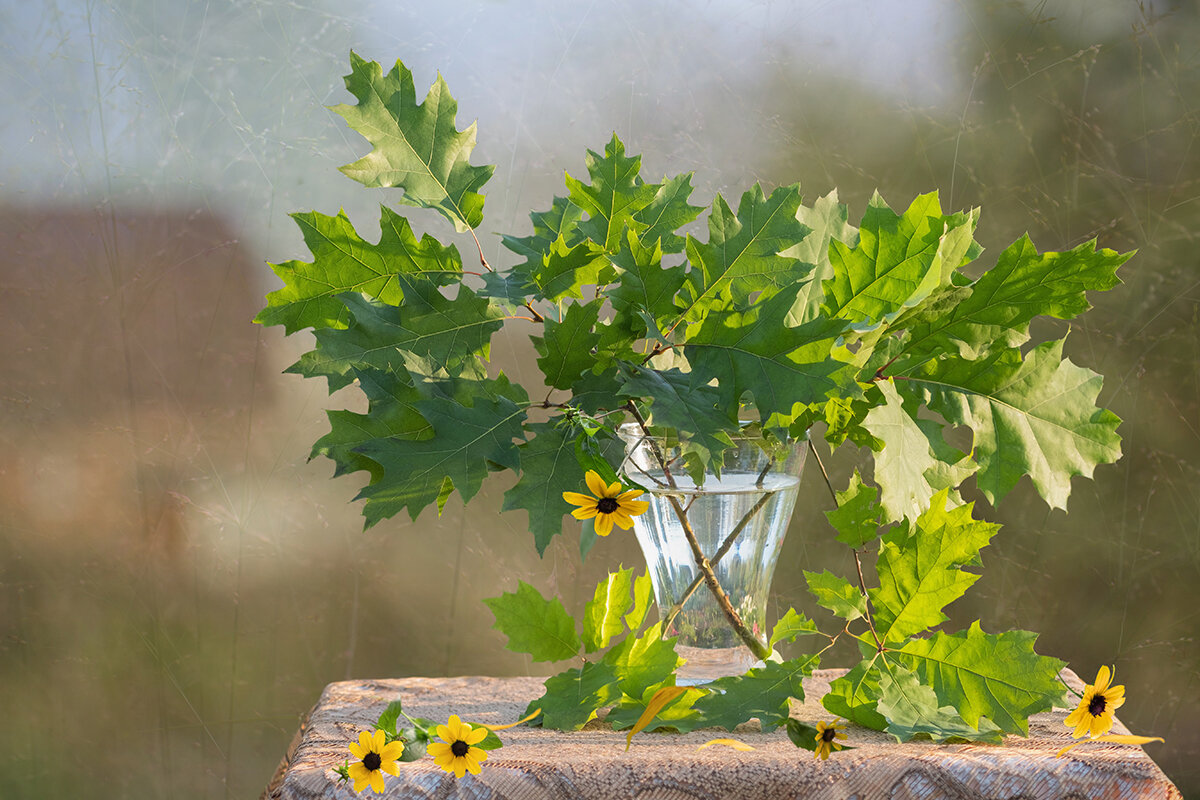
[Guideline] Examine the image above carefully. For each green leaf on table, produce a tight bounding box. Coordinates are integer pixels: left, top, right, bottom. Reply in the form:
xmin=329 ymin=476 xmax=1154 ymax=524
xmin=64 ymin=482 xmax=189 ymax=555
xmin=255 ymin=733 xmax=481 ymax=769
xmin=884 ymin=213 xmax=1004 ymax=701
xmin=473 ymin=730 xmax=505 ymax=751
xmin=501 ymin=421 xmax=588 ymax=555
xmin=583 ymin=566 xmax=635 ymax=652
xmin=897 ymin=235 xmax=1129 ymax=361
xmin=256 ymin=207 xmax=462 ymax=335
xmin=375 ymin=700 xmax=404 ymax=735
xmin=901 ymin=339 xmax=1122 ymax=510
xmin=332 ymin=53 xmax=494 ymax=232
xmin=821 ymin=192 xmax=978 ymax=326
xmin=532 ymin=661 xmax=621 ymax=730
xmin=678 ymin=183 xmax=811 ymax=321
xmin=533 ymin=301 xmax=603 ymax=390
xmin=566 ymin=134 xmax=659 ymax=252
xmin=354 ymin=379 xmax=526 ymax=524
xmin=822 ymin=657 xmax=887 ymax=730
xmin=633 ymin=172 xmax=705 ymax=254
xmin=769 ymin=607 xmax=820 ymax=648
xmin=870 ymin=490 xmax=1000 ymax=644
xmin=893 ymin=621 xmax=1066 ymax=736
xmin=602 ymin=621 xmax=681 ymax=699
xmin=824 ymin=470 xmax=883 ymax=548
xmin=482 ymin=581 xmax=581 ymax=662
xmin=804 ymin=569 xmax=867 ymax=622
xmin=876 ymin=665 xmax=1003 ymax=743
xmin=605 ymin=685 xmax=707 ymax=733
xmin=692 ymin=654 xmax=819 ymax=732
xmin=683 ymin=285 xmax=859 ymax=427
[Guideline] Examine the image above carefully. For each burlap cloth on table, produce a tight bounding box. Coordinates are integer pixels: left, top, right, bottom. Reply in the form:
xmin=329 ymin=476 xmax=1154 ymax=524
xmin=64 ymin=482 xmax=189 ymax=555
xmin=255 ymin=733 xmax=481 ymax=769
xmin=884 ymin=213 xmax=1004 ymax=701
xmin=263 ymin=669 xmax=1178 ymax=800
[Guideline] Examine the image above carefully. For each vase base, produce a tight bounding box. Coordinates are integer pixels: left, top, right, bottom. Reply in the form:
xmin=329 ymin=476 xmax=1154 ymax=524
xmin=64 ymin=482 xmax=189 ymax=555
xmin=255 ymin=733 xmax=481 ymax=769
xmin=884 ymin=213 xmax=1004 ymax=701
xmin=674 ymin=645 xmax=761 ymax=686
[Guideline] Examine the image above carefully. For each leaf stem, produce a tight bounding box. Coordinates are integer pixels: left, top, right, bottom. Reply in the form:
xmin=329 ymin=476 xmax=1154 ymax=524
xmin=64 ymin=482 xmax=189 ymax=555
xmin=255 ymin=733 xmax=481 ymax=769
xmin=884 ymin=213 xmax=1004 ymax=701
xmin=626 ymin=402 xmax=772 ymax=662
xmin=808 ymin=441 xmax=885 ymax=654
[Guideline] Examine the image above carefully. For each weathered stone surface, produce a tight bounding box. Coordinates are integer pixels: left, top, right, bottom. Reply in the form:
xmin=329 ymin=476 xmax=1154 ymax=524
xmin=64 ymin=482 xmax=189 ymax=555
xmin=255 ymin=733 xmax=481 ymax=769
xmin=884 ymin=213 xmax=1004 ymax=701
xmin=264 ymin=670 xmax=1179 ymax=800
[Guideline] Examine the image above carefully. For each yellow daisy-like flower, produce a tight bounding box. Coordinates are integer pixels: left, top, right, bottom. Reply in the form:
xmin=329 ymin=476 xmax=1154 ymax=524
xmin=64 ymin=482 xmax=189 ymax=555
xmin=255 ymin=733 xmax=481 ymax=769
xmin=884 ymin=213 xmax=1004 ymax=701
xmin=813 ymin=720 xmax=847 ymax=760
xmin=562 ymin=470 xmax=650 ymax=536
xmin=427 ymin=714 xmax=489 ymax=778
xmin=346 ymin=729 xmax=404 ymax=794
xmin=1065 ymin=665 xmax=1126 ymax=739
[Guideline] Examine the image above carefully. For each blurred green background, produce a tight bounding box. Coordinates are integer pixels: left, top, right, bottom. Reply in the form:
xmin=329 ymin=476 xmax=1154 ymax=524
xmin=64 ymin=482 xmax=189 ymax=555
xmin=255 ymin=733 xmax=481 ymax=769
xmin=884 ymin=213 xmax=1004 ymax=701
xmin=1 ymin=0 xmax=1197 ymax=796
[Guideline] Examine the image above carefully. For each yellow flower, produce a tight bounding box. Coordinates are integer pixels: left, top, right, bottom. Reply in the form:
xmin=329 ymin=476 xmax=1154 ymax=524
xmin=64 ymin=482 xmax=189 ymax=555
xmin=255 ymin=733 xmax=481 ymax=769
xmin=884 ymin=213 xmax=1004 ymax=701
xmin=1064 ymin=665 xmax=1126 ymax=739
xmin=346 ymin=729 xmax=404 ymax=794
xmin=427 ymin=714 xmax=489 ymax=778
xmin=562 ymin=470 xmax=650 ymax=536
xmin=813 ymin=720 xmax=847 ymax=760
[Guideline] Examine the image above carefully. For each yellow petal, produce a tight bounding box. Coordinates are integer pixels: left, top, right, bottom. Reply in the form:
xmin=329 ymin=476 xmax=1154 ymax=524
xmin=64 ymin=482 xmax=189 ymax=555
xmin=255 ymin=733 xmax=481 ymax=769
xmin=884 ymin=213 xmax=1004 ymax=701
xmin=585 ymin=470 xmax=609 ymax=497
xmin=563 ymin=491 xmax=598 ymax=508
xmin=1094 ymin=665 xmax=1112 ymax=692
xmin=481 ymin=708 xmax=541 ymax=731
xmin=436 ymin=723 xmax=453 ymax=743
xmin=1057 ymin=734 xmax=1165 ymax=758
xmin=626 ymin=686 xmax=689 ymax=750
xmin=370 ymin=769 xmax=386 ymax=793
xmin=610 ymin=511 xmax=634 ymax=530
xmin=571 ymin=505 xmax=599 ymax=520
xmin=1089 ymin=712 xmax=1114 ymax=738
xmin=605 ymin=479 xmax=625 ymax=497
xmin=348 ymin=761 xmax=370 ymax=790
xmin=348 ymin=742 xmax=367 ymax=760
xmin=358 ymin=730 xmax=376 ymax=751
xmin=380 ymin=759 xmax=401 ymax=776
xmin=426 ymin=741 xmax=450 ymax=759
xmin=622 ymin=498 xmax=650 ymax=516
xmin=381 ymin=740 xmax=405 ymax=761
xmin=465 ymin=725 xmax=489 ymax=745
xmin=697 ymin=738 xmax=756 ymax=751
xmin=595 ymin=513 xmax=614 ymax=537
xmin=617 ymin=488 xmax=645 ymax=501
xmin=453 ymin=759 xmax=468 ymax=779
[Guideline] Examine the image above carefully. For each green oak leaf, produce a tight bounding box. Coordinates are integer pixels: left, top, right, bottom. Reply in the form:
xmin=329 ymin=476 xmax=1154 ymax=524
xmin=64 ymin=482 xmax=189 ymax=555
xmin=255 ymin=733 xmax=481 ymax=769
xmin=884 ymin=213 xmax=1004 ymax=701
xmin=501 ymin=421 xmax=588 ymax=555
xmin=863 ymin=380 xmax=968 ymax=523
xmin=602 ymin=621 xmax=681 ymax=699
xmin=533 ymin=301 xmax=603 ymax=390
xmin=354 ymin=380 xmax=526 ymax=523
xmin=897 ymin=235 xmax=1130 ymax=362
xmin=901 ymin=339 xmax=1122 ymax=510
xmin=605 ymin=230 xmax=687 ymax=335
xmin=678 ymin=183 xmax=812 ymax=321
xmin=782 ymin=189 xmax=860 ymax=324
xmin=532 ymin=236 xmax=609 ymax=302
xmin=531 ymin=661 xmax=621 ymax=730
xmin=691 ymin=654 xmax=819 ymax=732
xmin=618 ymin=365 xmax=738 ymax=473
xmin=804 ymin=569 xmax=867 ymax=622
xmin=566 ymin=134 xmax=659 ymax=252
xmin=824 ymin=469 xmax=883 ymax=548
xmin=256 ymin=207 xmax=462 ymax=335
xmin=769 ymin=607 xmax=820 ymax=648
xmin=876 ymin=665 xmax=1003 ymax=743
xmin=482 ymin=581 xmax=581 ymax=662
xmin=634 ymin=172 xmax=705 ymax=253
xmin=870 ymin=491 xmax=1000 ymax=644
xmin=625 ymin=571 xmax=653 ymax=632
xmin=499 ymin=195 xmax=584 ymax=280
xmin=822 ymin=192 xmax=978 ymax=326
xmin=683 ymin=285 xmax=859 ymax=427
xmin=292 ymin=287 xmax=503 ymax=392
xmin=333 ymin=53 xmax=494 ymax=232
xmin=893 ymin=621 xmax=1066 ymax=736
xmin=583 ymin=566 xmax=635 ymax=653
xmin=311 ymin=368 xmax=429 ymax=482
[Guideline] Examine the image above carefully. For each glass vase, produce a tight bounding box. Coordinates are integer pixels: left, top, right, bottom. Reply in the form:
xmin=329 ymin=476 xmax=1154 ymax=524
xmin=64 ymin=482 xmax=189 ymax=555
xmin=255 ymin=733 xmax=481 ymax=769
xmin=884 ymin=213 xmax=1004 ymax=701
xmin=617 ymin=423 xmax=807 ymax=685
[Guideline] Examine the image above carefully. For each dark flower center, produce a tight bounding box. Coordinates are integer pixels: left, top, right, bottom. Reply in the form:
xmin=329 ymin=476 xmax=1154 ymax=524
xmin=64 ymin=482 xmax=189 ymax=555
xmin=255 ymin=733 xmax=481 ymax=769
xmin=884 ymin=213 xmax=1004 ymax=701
xmin=363 ymin=752 xmax=382 ymax=771
xmin=1088 ymin=694 xmax=1107 ymax=716
xmin=451 ymin=740 xmax=470 ymax=757
xmin=821 ymin=727 xmax=838 ymax=743
xmin=597 ymin=497 xmax=619 ymax=514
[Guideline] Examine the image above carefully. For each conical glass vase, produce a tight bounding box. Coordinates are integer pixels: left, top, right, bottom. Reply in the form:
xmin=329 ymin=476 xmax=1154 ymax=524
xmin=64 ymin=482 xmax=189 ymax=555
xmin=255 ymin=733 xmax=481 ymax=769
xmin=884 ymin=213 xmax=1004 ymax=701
xmin=618 ymin=423 xmax=807 ymax=685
